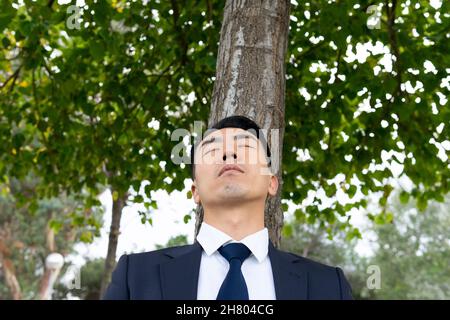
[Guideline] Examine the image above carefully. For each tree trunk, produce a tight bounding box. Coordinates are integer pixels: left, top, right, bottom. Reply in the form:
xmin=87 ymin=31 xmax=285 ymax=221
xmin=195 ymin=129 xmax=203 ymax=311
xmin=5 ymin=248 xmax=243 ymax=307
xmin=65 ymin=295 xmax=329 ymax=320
xmin=0 ymin=226 xmax=22 ymax=300
xmin=0 ymin=248 xmax=22 ymax=300
xmin=100 ymin=191 xmax=127 ymax=298
xmin=194 ymin=0 xmax=290 ymax=247
xmin=38 ymin=220 xmax=56 ymax=300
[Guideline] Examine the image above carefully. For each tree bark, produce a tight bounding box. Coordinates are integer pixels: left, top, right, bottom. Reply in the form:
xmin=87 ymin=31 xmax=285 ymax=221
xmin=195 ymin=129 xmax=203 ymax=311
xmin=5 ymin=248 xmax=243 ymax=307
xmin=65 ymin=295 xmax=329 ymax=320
xmin=0 ymin=223 xmax=22 ymax=300
xmin=100 ymin=191 xmax=127 ymax=298
xmin=0 ymin=242 xmax=22 ymax=300
xmin=38 ymin=219 xmax=56 ymax=300
xmin=195 ymin=0 xmax=290 ymax=247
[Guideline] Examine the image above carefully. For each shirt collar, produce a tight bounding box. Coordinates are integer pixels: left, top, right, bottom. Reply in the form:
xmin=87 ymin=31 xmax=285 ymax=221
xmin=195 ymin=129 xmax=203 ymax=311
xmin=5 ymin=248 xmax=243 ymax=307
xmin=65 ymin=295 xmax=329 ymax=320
xmin=196 ymin=222 xmax=269 ymax=263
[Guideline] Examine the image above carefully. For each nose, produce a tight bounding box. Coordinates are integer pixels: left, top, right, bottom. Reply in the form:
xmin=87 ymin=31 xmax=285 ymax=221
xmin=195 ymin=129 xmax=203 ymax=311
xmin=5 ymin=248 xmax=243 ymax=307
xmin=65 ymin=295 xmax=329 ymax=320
xmin=221 ymin=135 xmax=239 ymax=163
xmin=222 ymin=150 xmax=237 ymax=162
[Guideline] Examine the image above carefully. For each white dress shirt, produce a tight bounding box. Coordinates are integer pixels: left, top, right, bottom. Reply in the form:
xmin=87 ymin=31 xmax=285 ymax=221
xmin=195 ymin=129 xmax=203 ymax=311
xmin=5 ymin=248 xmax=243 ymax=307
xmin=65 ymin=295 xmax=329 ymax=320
xmin=196 ymin=222 xmax=276 ymax=300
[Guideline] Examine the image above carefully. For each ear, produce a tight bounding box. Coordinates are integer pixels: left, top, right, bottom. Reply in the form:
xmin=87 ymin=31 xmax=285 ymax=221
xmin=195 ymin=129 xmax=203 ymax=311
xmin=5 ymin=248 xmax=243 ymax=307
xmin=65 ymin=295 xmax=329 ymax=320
xmin=267 ymin=175 xmax=279 ymax=197
xmin=191 ymin=181 xmax=201 ymax=204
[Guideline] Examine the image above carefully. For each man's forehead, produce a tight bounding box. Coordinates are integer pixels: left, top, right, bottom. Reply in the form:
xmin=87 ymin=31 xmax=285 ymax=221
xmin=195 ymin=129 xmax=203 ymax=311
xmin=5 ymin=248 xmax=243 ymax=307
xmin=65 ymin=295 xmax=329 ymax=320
xmin=200 ymin=128 xmax=257 ymax=144
xmin=208 ymin=127 xmax=251 ymax=137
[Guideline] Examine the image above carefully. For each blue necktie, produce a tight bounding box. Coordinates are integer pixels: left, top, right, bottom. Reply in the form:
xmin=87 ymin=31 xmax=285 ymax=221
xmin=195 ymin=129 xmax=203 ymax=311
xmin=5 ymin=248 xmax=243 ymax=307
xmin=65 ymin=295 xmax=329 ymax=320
xmin=216 ymin=243 xmax=251 ymax=300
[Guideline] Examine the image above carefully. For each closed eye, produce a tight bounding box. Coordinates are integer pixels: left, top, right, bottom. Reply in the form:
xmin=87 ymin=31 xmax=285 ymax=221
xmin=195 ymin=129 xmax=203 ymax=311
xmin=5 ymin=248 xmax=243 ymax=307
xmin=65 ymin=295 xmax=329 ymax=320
xmin=238 ymin=144 xmax=255 ymax=148
xmin=203 ymin=148 xmax=219 ymax=156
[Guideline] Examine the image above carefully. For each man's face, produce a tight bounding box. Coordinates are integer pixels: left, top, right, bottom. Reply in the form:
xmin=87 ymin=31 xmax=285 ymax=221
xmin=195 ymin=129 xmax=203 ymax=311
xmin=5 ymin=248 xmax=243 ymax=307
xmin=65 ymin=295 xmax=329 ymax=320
xmin=191 ymin=128 xmax=278 ymax=206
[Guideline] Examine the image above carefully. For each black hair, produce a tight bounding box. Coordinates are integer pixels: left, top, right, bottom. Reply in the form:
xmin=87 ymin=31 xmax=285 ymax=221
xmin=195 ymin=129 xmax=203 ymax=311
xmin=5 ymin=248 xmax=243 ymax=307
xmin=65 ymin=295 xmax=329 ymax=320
xmin=189 ymin=115 xmax=271 ymax=179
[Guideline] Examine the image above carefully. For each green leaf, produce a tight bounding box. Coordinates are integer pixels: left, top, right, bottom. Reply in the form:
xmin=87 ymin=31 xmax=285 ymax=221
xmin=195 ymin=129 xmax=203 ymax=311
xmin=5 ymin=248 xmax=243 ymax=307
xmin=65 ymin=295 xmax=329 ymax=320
xmin=12 ymin=133 xmax=25 ymax=149
xmin=324 ymin=183 xmax=337 ymax=197
xmin=361 ymin=185 xmax=369 ymax=196
xmin=92 ymin=1 xmax=111 ymax=27
xmin=72 ymin=215 xmax=85 ymax=226
xmin=399 ymin=191 xmax=409 ymax=204
xmin=417 ymin=195 xmax=428 ymax=212
xmin=18 ymin=19 xmax=32 ymax=35
xmin=282 ymin=224 xmax=293 ymax=238
xmin=294 ymin=209 xmax=305 ymax=221
xmin=80 ymin=231 xmax=93 ymax=243
xmin=0 ymin=1 xmax=16 ymax=32
xmin=347 ymin=185 xmax=357 ymax=199
xmin=2 ymin=37 xmax=11 ymax=48
xmin=49 ymin=219 xmax=63 ymax=234
xmin=29 ymin=200 xmax=38 ymax=214
xmin=385 ymin=211 xmax=394 ymax=223
xmin=345 ymin=227 xmax=362 ymax=241
xmin=379 ymin=195 xmax=387 ymax=207
xmin=89 ymin=40 xmax=105 ymax=60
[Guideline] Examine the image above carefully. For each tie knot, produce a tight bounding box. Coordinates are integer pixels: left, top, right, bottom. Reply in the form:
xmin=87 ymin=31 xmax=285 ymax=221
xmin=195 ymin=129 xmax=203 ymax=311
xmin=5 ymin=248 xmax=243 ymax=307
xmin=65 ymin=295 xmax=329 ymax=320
xmin=218 ymin=243 xmax=251 ymax=264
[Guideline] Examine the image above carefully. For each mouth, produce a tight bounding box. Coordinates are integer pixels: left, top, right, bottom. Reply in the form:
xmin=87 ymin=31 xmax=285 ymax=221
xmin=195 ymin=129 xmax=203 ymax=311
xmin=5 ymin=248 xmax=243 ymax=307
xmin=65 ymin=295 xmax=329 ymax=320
xmin=218 ymin=165 xmax=244 ymax=177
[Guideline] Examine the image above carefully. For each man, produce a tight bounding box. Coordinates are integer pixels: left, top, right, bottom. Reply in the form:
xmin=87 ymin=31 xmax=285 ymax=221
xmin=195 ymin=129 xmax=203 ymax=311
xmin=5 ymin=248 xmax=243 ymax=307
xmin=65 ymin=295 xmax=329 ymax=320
xmin=103 ymin=115 xmax=353 ymax=300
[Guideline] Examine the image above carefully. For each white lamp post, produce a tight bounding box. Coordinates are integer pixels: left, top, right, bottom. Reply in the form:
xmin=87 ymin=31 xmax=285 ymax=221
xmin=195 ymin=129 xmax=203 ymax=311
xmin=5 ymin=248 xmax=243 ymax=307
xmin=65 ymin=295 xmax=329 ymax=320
xmin=41 ymin=252 xmax=64 ymax=300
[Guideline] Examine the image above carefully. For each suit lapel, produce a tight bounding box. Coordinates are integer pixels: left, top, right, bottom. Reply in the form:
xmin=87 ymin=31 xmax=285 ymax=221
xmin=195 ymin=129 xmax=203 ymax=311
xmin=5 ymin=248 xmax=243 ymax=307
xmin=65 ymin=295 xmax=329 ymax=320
xmin=268 ymin=242 xmax=308 ymax=300
xmin=159 ymin=242 xmax=203 ymax=300
xmin=159 ymin=241 xmax=308 ymax=300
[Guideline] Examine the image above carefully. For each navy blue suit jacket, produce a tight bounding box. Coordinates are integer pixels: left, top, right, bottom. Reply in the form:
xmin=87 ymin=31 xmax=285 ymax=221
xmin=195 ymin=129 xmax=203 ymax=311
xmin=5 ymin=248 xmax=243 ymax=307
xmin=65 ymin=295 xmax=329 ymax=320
xmin=103 ymin=241 xmax=353 ymax=300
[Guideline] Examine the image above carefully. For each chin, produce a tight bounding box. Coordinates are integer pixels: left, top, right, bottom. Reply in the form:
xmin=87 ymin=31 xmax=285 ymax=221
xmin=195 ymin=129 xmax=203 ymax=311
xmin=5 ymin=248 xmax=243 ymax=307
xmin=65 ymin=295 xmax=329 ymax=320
xmin=216 ymin=186 xmax=249 ymax=199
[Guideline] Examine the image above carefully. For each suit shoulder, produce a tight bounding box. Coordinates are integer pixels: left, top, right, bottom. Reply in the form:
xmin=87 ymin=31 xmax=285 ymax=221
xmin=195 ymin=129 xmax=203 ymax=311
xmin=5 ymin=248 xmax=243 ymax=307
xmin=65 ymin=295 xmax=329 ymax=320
xmin=275 ymin=249 xmax=353 ymax=299
xmin=126 ymin=244 xmax=195 ymax=262
xmin=278 ymin=249 xmax=339 ymax=273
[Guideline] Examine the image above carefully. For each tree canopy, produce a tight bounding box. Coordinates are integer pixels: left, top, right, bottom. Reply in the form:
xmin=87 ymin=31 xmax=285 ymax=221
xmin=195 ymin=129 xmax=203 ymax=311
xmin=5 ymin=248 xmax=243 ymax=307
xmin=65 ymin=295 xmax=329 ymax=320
xmin=1 ymin=0 xmax=448 ymax=241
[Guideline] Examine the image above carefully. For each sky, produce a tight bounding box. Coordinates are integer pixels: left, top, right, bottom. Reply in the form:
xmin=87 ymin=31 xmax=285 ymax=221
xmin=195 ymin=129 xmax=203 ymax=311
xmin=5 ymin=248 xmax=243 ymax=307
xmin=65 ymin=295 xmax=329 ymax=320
xmin=69 ymin=180 xmax=196 ymax=266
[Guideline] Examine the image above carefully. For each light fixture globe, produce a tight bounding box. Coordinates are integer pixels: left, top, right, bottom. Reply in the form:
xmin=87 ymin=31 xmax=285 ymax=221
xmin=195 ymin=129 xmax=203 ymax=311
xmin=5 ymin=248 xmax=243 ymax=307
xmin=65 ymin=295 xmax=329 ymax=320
xmin=45 ymin=252 xmax=64 ymax=270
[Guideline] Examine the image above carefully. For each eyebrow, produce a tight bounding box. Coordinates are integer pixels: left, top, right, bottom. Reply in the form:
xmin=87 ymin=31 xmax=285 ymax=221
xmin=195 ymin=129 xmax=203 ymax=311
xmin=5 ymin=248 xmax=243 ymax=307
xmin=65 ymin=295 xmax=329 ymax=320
xmin=199 ymin=133 xmax=258 ymax=149
xmin=199 ymin=136 xmax=217 ymax=149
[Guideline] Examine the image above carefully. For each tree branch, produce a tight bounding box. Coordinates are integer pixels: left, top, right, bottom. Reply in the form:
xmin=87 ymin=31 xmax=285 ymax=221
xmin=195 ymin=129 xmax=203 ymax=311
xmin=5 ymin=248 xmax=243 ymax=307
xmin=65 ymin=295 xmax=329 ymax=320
xmin=170 ymin=0 xmax=189 ymax=66
xmin=385 ymin=0 xmax=402 ymax=97
xmin=335 ymin=48 xmax=342 ymax=80
xmin=295 ymin=41 xmax=326 ymax=62
xmin=205 ymin=0 xmax=213 ymax=22
xmin=326 ymin=49 xmax=342 ymax=157
xmin=0 ymin=65 xmax=22 ymax=91
xmin=32 ymin=69 xmax=39 ymax=107
xmin=42 ymin=58 xmax=54 ymax=78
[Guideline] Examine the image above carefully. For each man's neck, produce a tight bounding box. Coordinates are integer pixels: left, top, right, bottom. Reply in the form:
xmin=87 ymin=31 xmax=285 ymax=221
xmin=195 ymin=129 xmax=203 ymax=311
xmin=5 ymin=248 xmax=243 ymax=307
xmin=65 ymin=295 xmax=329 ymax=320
xmin=202 ymin=201 xmax=265 ymax=241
